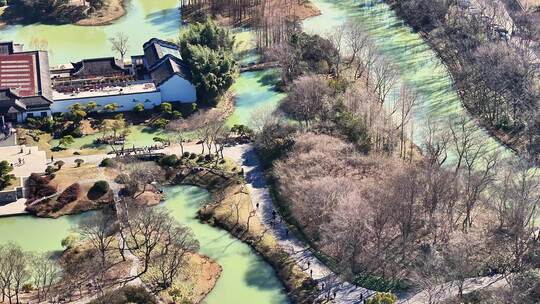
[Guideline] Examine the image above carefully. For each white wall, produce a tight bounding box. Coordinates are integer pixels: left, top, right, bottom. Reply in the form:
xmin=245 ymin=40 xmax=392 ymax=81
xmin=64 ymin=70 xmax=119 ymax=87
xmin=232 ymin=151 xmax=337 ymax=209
xmin=23 ymin=110 xmax=52 ymax=121
xmin=50 ymin=91 xmax=163 ymax=114
xmin=158 ymin=75 xmax=197 ymax=103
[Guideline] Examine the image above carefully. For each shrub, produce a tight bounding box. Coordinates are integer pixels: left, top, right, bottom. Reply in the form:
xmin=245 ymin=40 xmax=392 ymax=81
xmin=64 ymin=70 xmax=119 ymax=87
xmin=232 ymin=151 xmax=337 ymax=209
xmin=74 ymin=159 xmax=84 ymax=167
xmin=56 ymin=183 xmax=81 ymax=207
xmin=26 ymin=173 xmax=56 ymax=200
xmin=21 ymin=283 xmax=33 ymax=293
xmin=197 ymin=155 xmax=205 ymax=162
xmin=366 ymin=292 xmax=398 ymax=304
xmin=61 ymin=234 xmax=78 ymax=249
xmin=159 ymin=155 xmax=179 ymax=167
xmin=134 ymin=103 xmax=145 ymax=113
xmin=204 ymin=154 xmax=213 ymax=161
xmin=88 ymin=180 xmax=109 ymax=200
xmin=189 ymin=152 xmax=197 ymax=159
xmin=100 ymin=158 xmax=115 ymax=167
xmin=151 ymin=118 xmax=170 ymax=129
xmin=89 ymin=286 xmax=157 ymax=304
xmin=54 ymin=160 xmax=65 ymax=170
xmin=182 ymin=151 xmax=190 ymax=158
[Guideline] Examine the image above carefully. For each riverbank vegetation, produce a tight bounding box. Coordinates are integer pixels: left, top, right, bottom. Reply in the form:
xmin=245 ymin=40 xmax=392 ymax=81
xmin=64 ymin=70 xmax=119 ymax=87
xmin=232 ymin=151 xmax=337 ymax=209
xmin=1 ymin=0 xmax=126 ymax=26
xmin=386 ymin=0 xmax=540 ymax=162
xmin=250 ymin=18 xmax=540 ymax=302
xmin=180 ymin=0 xmax=320 ymax=33
xmin=0 ymin=203 xmax=220 ymax=304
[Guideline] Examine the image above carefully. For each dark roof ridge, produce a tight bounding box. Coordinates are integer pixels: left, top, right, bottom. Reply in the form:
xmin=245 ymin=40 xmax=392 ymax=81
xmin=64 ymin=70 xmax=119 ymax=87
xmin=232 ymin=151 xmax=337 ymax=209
xmin=143 ymin=38 xmax=179 ymax=51
xmin=147 ymin=53 xmax=188 ymax=72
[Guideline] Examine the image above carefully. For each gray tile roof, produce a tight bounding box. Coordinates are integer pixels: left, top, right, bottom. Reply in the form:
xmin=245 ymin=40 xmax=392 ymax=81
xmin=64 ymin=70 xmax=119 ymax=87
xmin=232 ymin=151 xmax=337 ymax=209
xmin=71 ymin=57 xmax=128 ymax=77
xmin=143 ymin=38 xmax=183 ymax=69
xmin=149 ymin=55 xmax=192 ymax=86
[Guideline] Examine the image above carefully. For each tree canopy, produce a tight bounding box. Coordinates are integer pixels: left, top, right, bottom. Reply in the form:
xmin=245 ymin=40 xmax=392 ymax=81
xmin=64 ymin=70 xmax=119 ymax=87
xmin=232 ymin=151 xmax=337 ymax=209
xmin=179 ymin=20 xmax=238 ymax=106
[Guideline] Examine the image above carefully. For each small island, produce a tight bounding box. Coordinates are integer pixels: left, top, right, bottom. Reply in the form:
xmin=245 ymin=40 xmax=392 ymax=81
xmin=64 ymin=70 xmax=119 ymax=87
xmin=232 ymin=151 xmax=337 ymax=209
xmin=0 ymin=0 xmax=127 ymax=27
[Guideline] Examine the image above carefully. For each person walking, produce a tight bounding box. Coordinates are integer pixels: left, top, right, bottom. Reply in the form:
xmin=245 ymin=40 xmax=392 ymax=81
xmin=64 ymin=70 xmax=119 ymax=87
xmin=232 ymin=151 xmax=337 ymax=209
xmin=51 ymin=156 xmax=54 ymax=163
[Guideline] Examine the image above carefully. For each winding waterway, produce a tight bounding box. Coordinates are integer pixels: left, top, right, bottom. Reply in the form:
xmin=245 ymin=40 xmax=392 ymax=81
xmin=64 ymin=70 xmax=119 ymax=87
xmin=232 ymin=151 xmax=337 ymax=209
xmin=304 ymin=0 xmax=512 ymax=160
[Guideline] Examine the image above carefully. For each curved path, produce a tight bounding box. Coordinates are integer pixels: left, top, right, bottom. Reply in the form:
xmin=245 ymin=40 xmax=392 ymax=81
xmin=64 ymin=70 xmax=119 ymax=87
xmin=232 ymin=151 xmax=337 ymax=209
xmin=222 ymin=144 xmax=374 ymax=303
xmin=55 ymin=144 xmax=373 ymax=303
xmin=54 ymin=143 xmax=510 ymax=303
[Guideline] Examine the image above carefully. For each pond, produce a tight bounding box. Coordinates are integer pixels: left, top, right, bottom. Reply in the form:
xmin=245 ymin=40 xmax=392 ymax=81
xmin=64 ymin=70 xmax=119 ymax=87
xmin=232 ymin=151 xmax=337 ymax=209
xmin=163 ymin=186 xmax=287 ymax=304
xmin=0 ymin=0 xmax=180 ymax=66
xmin=0 ymin=186 xmax=289 ymax=303
xmin=303 ymin=0 xmax=512 ymax=160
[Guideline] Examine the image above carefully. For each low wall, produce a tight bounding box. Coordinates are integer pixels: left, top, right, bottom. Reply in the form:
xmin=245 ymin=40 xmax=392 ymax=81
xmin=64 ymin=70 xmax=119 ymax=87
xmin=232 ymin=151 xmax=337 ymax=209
xmin=51 ymin=91 xmax=163 ymax=114
xmin=0 ymin=188 xmax=19 ymax=204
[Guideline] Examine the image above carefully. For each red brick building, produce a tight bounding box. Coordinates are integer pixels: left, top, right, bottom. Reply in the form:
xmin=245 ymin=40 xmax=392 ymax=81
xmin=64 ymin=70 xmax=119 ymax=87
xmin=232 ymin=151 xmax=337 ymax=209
xmin=0 ymin=42 xmax=52 ymax=123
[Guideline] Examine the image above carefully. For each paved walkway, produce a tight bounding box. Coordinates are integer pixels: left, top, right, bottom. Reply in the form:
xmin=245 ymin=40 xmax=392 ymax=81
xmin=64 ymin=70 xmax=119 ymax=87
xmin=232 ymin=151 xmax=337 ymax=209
xmin=56 ymin=143 xmax=505 ymax=303
xmin=0 ymin=198 xmax=27 ymax=216
xmin=0 ymin=145 xmax=47 ymax=178
xmin=222 ymin=144 xmax=373 ymax=303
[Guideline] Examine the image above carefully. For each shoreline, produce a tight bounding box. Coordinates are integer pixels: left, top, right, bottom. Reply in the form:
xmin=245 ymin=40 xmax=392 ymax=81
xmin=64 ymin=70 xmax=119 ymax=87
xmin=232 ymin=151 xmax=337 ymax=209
xmin=75 ymin=0 xmax=127 ymax=26
xmin=167 ymin=162 xmax=317 ymax=303
xmin=384 ymin=0 xmax=525 ymax=157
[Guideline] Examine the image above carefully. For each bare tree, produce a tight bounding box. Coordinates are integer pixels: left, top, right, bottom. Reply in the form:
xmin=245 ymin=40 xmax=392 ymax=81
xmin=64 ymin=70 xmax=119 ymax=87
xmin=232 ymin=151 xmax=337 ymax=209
xmin=0 ymin=243 xmax=29 ymax=304
xmin=491 ymin=160 xmax=539 ymax=271
xmin=393 ymin=84 xmax=418 ymax=158
xmin=124 ymin=162 xmax=164 ymax=198
xmin=280 ymin=75 xmax=332 ymax=128
xmin=31 ymin=253 xmax=61 ymax=303
xmin=77 ymin=210 xmax=117 ymax=267
xmin=372 ymin=58 xmax=398 ymax=105
xmin=147 ymin=225 xmax=199 ymax=292
xmin=109 ymin=32 xmax=130 ymax=61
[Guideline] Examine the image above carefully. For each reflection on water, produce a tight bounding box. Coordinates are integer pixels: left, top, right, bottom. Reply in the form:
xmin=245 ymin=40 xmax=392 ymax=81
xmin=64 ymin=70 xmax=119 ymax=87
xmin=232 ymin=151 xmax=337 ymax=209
xmin=163 ymin=186 xmax=288 ymax=304
xmin=0 ymin=0 xmax=179 ymax=65
xmin=305 ymin=0 xmax=512 ymax=160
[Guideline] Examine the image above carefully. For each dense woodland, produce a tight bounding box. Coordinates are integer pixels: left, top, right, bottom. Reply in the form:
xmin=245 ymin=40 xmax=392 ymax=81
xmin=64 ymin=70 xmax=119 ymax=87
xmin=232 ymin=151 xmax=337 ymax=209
xmin=180 ymin=0 xmax=318 ymax=49
xmin=251 ymin=14 xmax=540 ymax=303
xmin=387 ymin=0 xmax=540 ymax=161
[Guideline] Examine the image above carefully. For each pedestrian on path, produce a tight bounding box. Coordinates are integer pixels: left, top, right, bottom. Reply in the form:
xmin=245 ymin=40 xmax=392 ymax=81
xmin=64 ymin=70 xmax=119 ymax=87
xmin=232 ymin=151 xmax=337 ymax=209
xmin=307 ymin=261 xmax=311 ymax=268
xmin=256 ymin=202 xmax=259 ymax=209
xmin=333 ymin=291 xmax=337 ymax=299
xmin=310 ymin=269 xmax=313 ymax=278
xmin=51 ymin=156 xmax=54 ymax=163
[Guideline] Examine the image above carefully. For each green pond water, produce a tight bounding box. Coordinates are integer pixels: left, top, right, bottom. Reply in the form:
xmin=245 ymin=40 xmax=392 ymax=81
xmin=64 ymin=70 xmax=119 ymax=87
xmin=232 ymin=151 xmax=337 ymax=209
xmin=163 ymin=186 xmax=287 ymax=304
xmin=0 ymin=0 xmax=181 ymax=66
xmin=0 ymin=212 xmax=91 ymax=252
xmin=303 ymin=0 xmax=512 ymax=160
xmin=0 ymin=0 xmax=521 ymax=301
